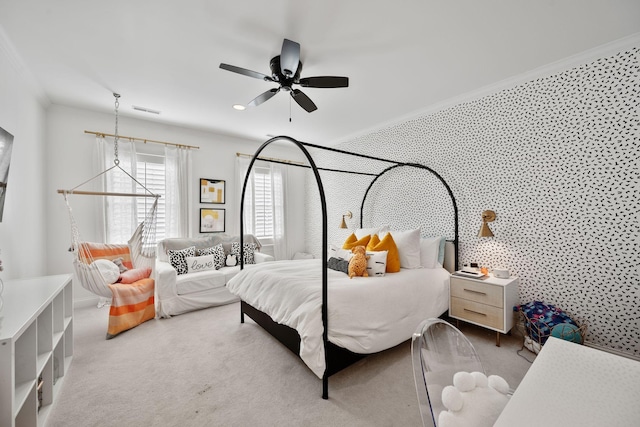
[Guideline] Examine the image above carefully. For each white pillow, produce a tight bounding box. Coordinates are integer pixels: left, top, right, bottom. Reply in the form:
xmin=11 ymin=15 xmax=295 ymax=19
xmin=366 ymin=250 xmax=388 ymax=277
xmin=382 ymin=228 xmax=421 ymax=269
xmin=420 ymin=236 xmax=442 ymax=269
xmin=355 ymin=225 xmax=390 ymax=239
xmin=327 ymin=244 xmax=353 ymax=261
xmin=292 ymin=252 xmax=314 ymax=260
xmin=91 ymin=259 xmax=120 ymax=284
xmin=185 ymin=255 xmax=215 ymax=274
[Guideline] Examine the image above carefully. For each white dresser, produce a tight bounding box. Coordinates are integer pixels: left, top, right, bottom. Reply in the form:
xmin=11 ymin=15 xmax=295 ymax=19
xmin=449 ymin=273 xmax=519 ymax=346
xmin=0 ymin=275 xmax=73 ymax=427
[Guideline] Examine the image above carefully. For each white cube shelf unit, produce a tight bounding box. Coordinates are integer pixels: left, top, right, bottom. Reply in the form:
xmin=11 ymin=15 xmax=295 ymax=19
xmin=0 ymin=275 xmax=73 ymax=427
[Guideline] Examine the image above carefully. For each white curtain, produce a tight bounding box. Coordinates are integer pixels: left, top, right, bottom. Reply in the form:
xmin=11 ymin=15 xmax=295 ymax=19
xmin=97 ymin=137 xmax=138 ymax=244
xmin=271 ymin=162 xmax=290 ymax=260
xmin=165 ymin=145 xmax=192 ymax=237
xmin=235 ymin=155 xmax=292 ymax=260
xmin=236 ymin=155 xmax=254 ymax=235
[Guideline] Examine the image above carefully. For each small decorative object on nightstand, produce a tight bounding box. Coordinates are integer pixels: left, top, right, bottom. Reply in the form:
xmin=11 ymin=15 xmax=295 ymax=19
xmin=449 ymin=272 xmax=519 ymax=346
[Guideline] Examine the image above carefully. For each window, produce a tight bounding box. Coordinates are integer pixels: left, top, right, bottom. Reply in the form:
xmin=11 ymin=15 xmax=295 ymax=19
xmin=252 ymin=166 xmax=274 ymax=240
xmin=105 ymin=151 xmax=166 ymax=246
xmin=135 ymin=154 xmax=166 ymax=242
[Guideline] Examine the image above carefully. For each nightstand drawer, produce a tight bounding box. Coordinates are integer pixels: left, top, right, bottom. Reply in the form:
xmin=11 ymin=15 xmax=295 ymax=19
xmin=450 ymin=277 xmax=503 ymax=308
xmin=450 ymin=297 xmax=504 ymax=330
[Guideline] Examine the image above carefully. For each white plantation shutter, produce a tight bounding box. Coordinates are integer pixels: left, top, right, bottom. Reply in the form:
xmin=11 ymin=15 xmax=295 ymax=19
xmin=135 ymin=154 xmax=166 ymax=242
xmin=253 ymin=166 xmax=274 ymax=239
xmin=103 ymin=142 xmax=167 ymax=245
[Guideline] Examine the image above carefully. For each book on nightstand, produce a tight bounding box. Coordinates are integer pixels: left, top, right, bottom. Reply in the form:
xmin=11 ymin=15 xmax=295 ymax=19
xmin=452 ymin=271 xmax=488 ymax=280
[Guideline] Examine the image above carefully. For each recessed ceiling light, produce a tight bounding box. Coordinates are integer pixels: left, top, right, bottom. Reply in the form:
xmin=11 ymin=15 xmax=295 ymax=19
xmin=233 ymin=104 xmax=246 ymax=111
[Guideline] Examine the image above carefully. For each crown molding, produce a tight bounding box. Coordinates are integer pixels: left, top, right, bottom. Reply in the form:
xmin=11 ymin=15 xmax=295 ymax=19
xmin=332 ymin=32 xmax=640 ymax=146
xmin=0 ymin=25 xmax=50 ymax=107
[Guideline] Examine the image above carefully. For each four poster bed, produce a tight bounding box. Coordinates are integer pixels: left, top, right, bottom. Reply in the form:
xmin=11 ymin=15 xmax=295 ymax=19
xmin=228 ymin=136 xmax=459 ymax=399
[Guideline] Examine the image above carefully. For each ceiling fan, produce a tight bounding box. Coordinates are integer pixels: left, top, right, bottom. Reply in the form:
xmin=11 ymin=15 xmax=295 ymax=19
xmin=219 ymin=39 xmax=349 ymax=113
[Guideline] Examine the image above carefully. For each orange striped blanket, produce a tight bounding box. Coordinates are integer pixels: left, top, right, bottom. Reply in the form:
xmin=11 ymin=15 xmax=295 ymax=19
xmin=106 ymin=278 xmax=155 ymax=339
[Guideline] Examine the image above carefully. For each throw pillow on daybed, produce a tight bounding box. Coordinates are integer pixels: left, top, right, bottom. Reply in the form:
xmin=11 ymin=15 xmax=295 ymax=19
xmin=89 ymin=259 xmax=121 ymax=284
xmin=118 ymin=267 xmax=152 ymax=284
xmin=167 ymin=246 xmax=196 ymax=275
xmin=197 ymin=244 xmax=225 ymax=269
xmin=112 ymin=257 xmax=129 ymax=273
xmin=185 ymin=255 xmax=216 ymax=274
xmin=231 ymin=242 xmax=258 ymax=265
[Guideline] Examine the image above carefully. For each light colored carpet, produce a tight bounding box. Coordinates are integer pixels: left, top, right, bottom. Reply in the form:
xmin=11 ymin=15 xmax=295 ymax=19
xmin=46 ymin=302 xmax=533 ymax=427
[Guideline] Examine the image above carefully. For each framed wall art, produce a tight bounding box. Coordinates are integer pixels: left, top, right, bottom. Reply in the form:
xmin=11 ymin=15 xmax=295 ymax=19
xmin=200 ymin=208 xmax=225 ymax=233
xmin=200 ymin=178 xmax=225 ymax=204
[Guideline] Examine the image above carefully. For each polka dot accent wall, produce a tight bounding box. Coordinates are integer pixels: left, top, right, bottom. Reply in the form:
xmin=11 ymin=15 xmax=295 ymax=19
xmin=304 ymin=48 xmax=639 ymax=357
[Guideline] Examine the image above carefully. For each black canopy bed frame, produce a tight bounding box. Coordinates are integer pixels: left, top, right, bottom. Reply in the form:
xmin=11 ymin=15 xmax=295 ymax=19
xmin=238 ymin=135 xmax=459 ymax=399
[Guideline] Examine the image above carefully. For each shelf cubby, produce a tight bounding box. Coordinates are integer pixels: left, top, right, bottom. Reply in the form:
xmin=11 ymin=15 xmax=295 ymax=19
xmin=0 ymin=275 xmax=73 ymax=427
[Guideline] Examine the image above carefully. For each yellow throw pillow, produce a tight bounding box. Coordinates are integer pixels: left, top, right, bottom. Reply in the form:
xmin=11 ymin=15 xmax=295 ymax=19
xmin=343 ymin=233 xmax=371 ymax=250
xmin=369 ymin=233 xmax=400 ymax=273
xmin=366 ymin=234 xmax=380 ymax=251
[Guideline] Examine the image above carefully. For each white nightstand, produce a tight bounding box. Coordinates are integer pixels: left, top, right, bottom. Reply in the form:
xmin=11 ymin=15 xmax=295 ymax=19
xmin=449 ymin=273 xmax=519 ymax=346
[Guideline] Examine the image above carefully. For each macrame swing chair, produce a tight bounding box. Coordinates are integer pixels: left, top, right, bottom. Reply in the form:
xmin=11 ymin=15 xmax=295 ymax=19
xmin=58 ymin=93 xmax=160 ymax=299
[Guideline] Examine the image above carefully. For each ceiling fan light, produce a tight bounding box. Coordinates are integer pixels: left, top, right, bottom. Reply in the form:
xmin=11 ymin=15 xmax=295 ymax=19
xmin=232 ymin=104 xmax=246 ymax=111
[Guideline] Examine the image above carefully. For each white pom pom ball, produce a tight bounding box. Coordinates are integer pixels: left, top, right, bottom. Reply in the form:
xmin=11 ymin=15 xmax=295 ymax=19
xmin=488 ymin=375 xmax=510 ymax=395
xmin=441 ymin=385 xmax=464 ymax=412
xmin=452 ymin=371 xmax=475 ymax=392
xmin=471 ymin=371 xmax=488 ymax=388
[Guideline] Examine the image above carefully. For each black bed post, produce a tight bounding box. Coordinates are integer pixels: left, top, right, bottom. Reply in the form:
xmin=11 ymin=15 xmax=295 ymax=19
xmin=239 ymin=136 xmax=330 ymax=399
xmin=359 ymin=163 xmax=459 ymax=271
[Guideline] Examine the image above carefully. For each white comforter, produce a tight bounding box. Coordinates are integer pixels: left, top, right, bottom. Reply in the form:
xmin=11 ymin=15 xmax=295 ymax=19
xmin=226 ymin=259 xmax=450 ymax=378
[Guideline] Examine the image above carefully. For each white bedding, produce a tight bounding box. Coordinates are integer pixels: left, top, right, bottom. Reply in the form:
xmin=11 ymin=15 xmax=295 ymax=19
xmin=226 ymin=259 xmax=450 ymax=378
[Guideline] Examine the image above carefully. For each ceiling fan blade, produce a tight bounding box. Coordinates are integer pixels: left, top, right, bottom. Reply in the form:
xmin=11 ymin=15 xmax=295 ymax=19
xmin=280 ymin=39 xmax=300 ymax=77
xmin=219 ymin=63 xmax=273 ymax=81
xmin=291 ymin=89 xmax=317 ymax=113
xmin=299 ymin=76 xmax=349 ymax=88
xmin=248 ymin=88 xmax=280 ymax=107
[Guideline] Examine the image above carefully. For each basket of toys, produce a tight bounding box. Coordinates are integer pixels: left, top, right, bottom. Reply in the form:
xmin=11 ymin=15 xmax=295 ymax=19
xmin=514 ymin=301 xmax=588 ymax=354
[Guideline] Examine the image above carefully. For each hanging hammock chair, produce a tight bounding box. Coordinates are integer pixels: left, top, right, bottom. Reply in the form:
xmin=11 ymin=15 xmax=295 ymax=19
xmin=58 ymin=93 xmax=160 ymax=299
xmin=62 ymin=192 xmax=158 ymax=298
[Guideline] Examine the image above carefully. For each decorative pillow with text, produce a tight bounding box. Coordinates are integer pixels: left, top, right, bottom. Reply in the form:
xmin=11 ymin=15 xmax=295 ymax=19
xmin=185 ymin=255 xmax=216 ymax=274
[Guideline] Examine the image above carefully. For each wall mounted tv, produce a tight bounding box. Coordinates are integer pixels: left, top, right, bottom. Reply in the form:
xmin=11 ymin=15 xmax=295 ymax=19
xmin=0 ymin=126 xmax=14 ymax=222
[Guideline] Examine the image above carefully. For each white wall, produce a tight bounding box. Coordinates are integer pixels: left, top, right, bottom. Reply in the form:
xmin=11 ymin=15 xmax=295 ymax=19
xmin=45 ymin=105 xmax=307 ymax=303
xmin=0 ymin=36 xmax=47 ymax=280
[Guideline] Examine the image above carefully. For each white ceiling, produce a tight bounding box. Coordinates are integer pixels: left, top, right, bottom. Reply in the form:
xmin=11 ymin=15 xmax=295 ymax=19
xmin=1 ymin=1 xmax=639 ymax=145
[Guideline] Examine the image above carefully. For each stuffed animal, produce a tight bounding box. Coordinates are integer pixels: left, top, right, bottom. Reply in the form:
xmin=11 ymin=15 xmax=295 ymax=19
xmin=348 ymin=245 xmax=369 ymax=279
xmin=438 ymin=371 xmax=510 ymax=427
xmin=226 ymin=254 xmax=237 ymax=267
